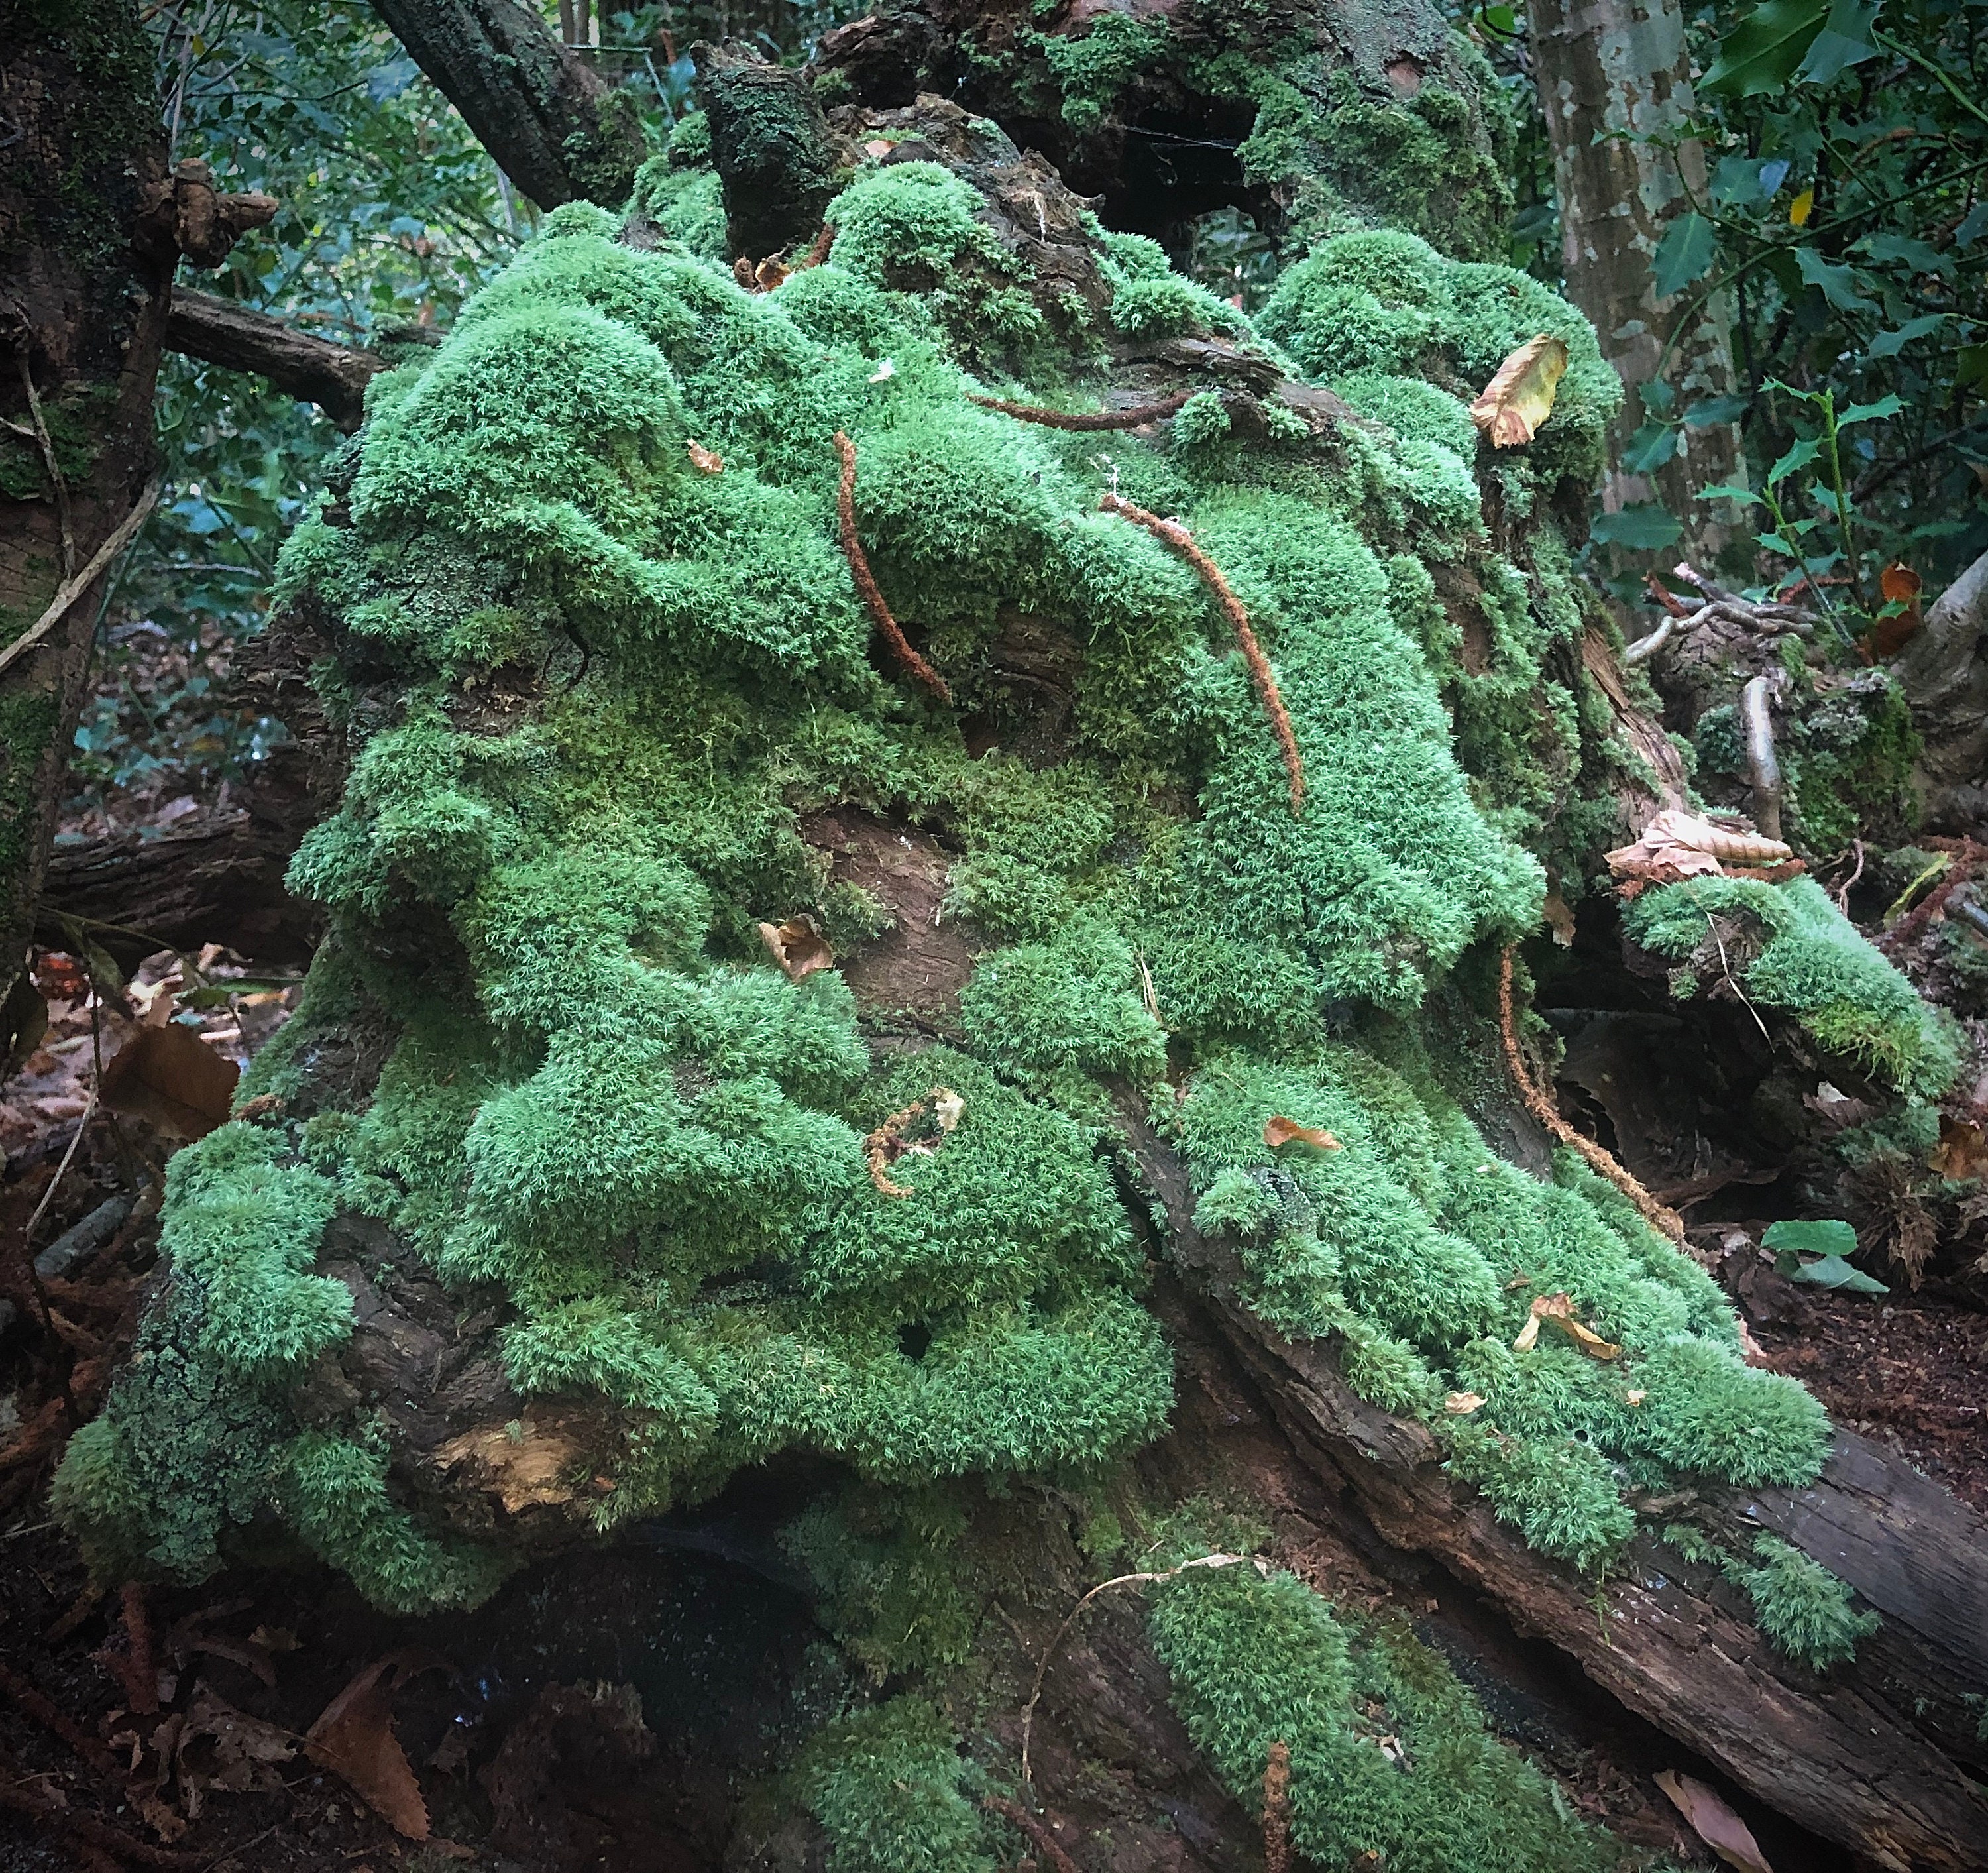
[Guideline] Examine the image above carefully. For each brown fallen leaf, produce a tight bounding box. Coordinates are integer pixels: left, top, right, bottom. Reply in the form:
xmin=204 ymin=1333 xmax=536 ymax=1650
xmin=865 ymin=1086 xmax=964 ymax=1197
xmin=754 ymin=255 xmax=791 ymax=290
xmin=1542 ymin=889 xmax=1576 ymax=948
xmin=99 ymin=1019 xmax=239 ymax=1140
xmin=1264 ymin=1115 xmax=1343 ymax=1154
xmin=757 ymin=916 xmax=834 ymax=982
xmin=1468 ymin=334 xmax=1569 ymax=447
xmin=1604 ymin=808 xmax=1791 ymax=885
xmin=1654 ymin=1769 xmax=1773 ymax=1873
xmin=1930 ymin=1113 xmax=1987 ymax=1182
xmin=1871 ymin=560 xmax=1923 ymax=660
xmin=686 ymin=439 xmax=724 ymax=475
xmin=305 ymin=1650 xmax=449 ymax=1841
xmin=1514 ymin=1292 xmax=1620 ymax=1359
xmin=1443 ymin=1391 xmax=1486 ymax=1415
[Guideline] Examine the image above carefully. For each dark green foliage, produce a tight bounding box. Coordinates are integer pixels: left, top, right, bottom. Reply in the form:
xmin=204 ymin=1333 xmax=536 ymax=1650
xmin=793 ymin=1698 xmax=993 ymax=1873
xmin=1737 ymin=1534 xmax=1879 ymax=1671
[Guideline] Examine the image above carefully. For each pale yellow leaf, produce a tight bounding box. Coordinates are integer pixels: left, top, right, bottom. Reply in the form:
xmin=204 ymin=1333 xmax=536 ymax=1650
xmin=1468 ymin=335 xmax=1569 ymax=448
xmin=1789 ymin=188 xmax=1814 ymax=227
xmin=1655 ymin=1769 xmax=1773 ymax=1873
xmin=1443 ymin=1391 xmax=1486 ymax=1415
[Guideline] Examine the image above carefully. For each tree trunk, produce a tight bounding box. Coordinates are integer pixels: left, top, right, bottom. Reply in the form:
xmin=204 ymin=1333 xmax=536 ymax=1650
xmin=1529 ymin=0 xmax=1741 ymax=554
xmin=368 ymin=0 xmax=647 ymax=209
xmin=49 ymin=11 xmax=1988 ymax=1872
xmin=0 ymin=1 xmax=174 ymax=997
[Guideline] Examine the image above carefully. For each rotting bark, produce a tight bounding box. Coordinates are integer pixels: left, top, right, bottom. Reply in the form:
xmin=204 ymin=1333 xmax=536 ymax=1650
xmin=1528 ymin=0 xmax=1741 ymax=555
xmin=369 ymin=0 xmax=646 ymax=209
xmin=693 ymin=42 xmax=841 ymax=264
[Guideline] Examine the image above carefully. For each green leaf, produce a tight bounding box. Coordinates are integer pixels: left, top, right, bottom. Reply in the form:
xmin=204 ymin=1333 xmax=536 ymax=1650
xmin=1836 ymin=394 xmax=1905 ymax=426
xmin=1767 ymin=437 xmax=1822 ymax=485
xmin=1482 ymin=5 xmax=1518 ymax=33
xmin=1763 ymin=1218 xmax=1859 ymax=1258
xmin=1794 ymin=246 xmax=1877 ymax=313
xmin=1684 ymin=394 xmax=1752 ymax=427
xmin=1794 ymin=0 xmax=1882 ymax=83
xmin=1856 ymin=231 xmax=1953 ymax=278
xmin=1622 ymin=422 xmax=1680 ymax=473
xmin=1590 ymin=504 xmax=1683 ymax=549
xmin=1696 ymin=483 xmax=1759 ymax=504
xmin=1777 ymin=1251 xmax=1890 ymax=1295
xmin=1701 ymin=0 xmax=1829 ymax=96
xmin=1867 ymin=314 xmax=1947 ymax=359
xmin=1710 ymin=155 xmax=1791 ymax=207
xmin=1653 ymin=212 xmax=1720 ymax=299
xmin=1957 ymin=345 xmax=1988 ymax=391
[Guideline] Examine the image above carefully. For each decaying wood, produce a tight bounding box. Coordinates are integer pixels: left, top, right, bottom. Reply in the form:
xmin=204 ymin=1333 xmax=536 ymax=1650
xmin=166 ymin=290 xmax=390 ymax=429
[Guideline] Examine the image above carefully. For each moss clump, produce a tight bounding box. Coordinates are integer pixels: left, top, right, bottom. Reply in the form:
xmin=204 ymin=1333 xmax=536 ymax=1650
xmin=793 ymin=1697 xmax=994 ymax=1873
xmin=1149 ymin=1558 xmax=1620 ymax=1872
xmin=1625 ymin=876 xmax=1961 ymax=1098
xmin=1737 ymin=1535 xmax=1879 ymax=1672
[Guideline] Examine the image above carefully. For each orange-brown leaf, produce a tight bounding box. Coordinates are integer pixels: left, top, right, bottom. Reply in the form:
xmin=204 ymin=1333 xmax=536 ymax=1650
xmin=1931 ymin=1114 xmax=1986 ymax=1181
xmin=1468 ymin=335 xmax=1569 ymax=448
xmin=305 ymin=1652 xmax=446 ymax=1841
xmin=1871 ymin=560 xmax=1924 ymax=659
xmin=757 ymin=917 xmax=833 ymax=982
xmin=1264 ymin=1115 xmax=1342 ymax=1153
xmin=686 ymin=441 xmax=724 ymax=475
xmin=1654 ymin=1770 xmax=1773 ymax=1873
xmin=99 ymin=1021 xmax=239 ymax=1140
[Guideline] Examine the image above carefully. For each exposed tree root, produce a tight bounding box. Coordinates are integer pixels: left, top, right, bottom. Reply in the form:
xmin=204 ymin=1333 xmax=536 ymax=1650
xmin=0 ymin=1752 xmax=201 ymax=1869
xmin=967 ymin=390 xmax=1192 ymax=430
xmin=1498 ymin=947 xmax=1686 ymax=1243
xmin=1262 ymin=1739 xmax=1292 ymax=1873
xmin=832 ymin=430 xmax=952 ymax=703
xmin=1099 ymin=494 xmax=1305 ymax=813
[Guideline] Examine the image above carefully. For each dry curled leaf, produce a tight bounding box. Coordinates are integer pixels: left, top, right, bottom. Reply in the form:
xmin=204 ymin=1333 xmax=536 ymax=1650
xmin=757 ymin=916 xmax=833 ymax=982
xmin=865 ymin=1086 xmax=964 ymax=1196
xmin=1605 ymin=808 xmax=1791 ymax=885
xmin=1930 ymin=1114 xmax=1985 ymax=1182
xmin=305 ymin=1650 xmax=449 ymax=1841
xmin=1625 ymin=1388 xmax=1647 ymax=1405
xmin=1542 ymin=889 xmax=1576 ymax=948
xmin=1654 ymin=1769 xmax=1773 ymax=1873
xmin=100 ymin=1019 xmax=239 ymax=1140
xmin=1443 ymin=1391 xmax=1486 ymax=1415
xmin=1468 ymin=334 xmax=1568 ymax=447
xmin=686 ymin=440 xmax=724 ymax=475
xmin=1871 ymin=560 xmax=1924 ymax=660
xmin=1264 ymin=1115 xmax=1343 ymax=1153
xmin=753 ymin=255 xmax=791 ymax=291
xmin=1532 ymin=1291 xmax=1621 ymax=1360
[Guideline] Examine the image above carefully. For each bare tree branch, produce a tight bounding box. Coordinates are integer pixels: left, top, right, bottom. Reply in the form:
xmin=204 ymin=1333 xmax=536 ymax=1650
xmin=166 ymin=289 xmax=392 ymax=429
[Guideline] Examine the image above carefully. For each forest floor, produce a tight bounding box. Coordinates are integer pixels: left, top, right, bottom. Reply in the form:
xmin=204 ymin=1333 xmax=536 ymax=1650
xmin=3 ymin=669 xmax=1985 ymax=1873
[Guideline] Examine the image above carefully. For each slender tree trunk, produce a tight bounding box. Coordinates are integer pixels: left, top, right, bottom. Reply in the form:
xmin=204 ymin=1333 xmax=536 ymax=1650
xmin=1529 ymin=0 xmax=1740 ymax=556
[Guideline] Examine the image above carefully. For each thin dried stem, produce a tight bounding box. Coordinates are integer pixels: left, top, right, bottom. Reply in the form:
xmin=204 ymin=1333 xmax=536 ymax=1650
xmin=1099 ymin=494 xmax=1304 ymax=813
xmin=981 ymin=1794 xmax=1083 ymax=1873
xmin=1019 ymin=1552 xmax=1255 ymax=1792
xmin=832 ymin=431 xmax=951 ymax=703
xmin=1262 ymin=1739 xmax=1292 ymax=1873
xmin=1498 ymin=948 xmax=1684 ymax=1242
xmin=18 ymin=353 xmax=75 ymax=582
xmin=969 ymin=390 xmax=1192 ymax=431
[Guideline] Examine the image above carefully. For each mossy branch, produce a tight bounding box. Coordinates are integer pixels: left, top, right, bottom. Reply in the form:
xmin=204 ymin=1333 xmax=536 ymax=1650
xmin=967 ymin=390 xmax=1192 ymax=431
xmin=833 ymin=430 xmax=952 ymax=703
xmin=1498 ymin=947 xmax=1685 ymax=1243
xmin=1099 ymin=494 xmax=1304 ymax=813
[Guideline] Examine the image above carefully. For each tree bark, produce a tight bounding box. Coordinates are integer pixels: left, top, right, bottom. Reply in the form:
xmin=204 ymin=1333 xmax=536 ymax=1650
xmin=1 ymin=1 xmax=174 ymax=997
xmin=1897 ymin=545 xmax=1988 ymax=834
xmin=165 ymin=289 xmax=394 ymax=431
xmin=368 ymin=0 xmax=647 ymax=210
xmin=1529 ymin=0 xmax=1741 ymax=555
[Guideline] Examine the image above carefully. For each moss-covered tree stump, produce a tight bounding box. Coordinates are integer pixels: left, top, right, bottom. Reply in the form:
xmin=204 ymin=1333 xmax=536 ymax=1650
xmin=54 ymin=69 xmax=1988 ymax=1873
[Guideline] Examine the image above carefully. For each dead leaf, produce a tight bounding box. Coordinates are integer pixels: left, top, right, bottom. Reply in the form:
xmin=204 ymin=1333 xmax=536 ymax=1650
xmin=99 ymin=1021 xmax=239 ymax=1140
xmin=1931 ymin=1114 xmax=1987 ymax=1182
xmin=1605 ymin=808 xmax=1791 ymax=885
xmin=1529 ymin=1291 xmax=1621 ymax=1360
xmin=686 ymin=440 xmax=724 ymax=475
xmin=1542 ymin=890 xmax=1576 ymax=948
xmin=177 ymin=1686 xmax=296 ymax=1795
xmin=753 ymin=255 xmax=791 ymax=290
xmin=1625 ymin=1389 xmax=1647 ymax=1405
xmin=1468 ymin=334 xmax=1569 ymax=447
xmin=1871 ymin=561 xmax=1923 ymax=660
xmin=757 ymin=915 xmax=834 ymax=982
xmin=864 ymin=138 xmax=893 ymax=159
xmin=305 ymin=1651 xmax=449 ymax=1841
xmin=1654 ymin=1769 xmax=1773 ymax=1873
xmin=1264 ymin=1115 xmax=1343 ymax=1153
xmin=865 ymin=1086 xmax=964 ymax=1197
xmin=1513 ymin=1312 xmax=1542 ymax=1351
xmin=1443 ymin=1391 xmax=1486 ymax=1414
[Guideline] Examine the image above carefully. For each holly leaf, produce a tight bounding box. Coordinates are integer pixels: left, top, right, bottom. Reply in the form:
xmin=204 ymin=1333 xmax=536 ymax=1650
xmin=1700 ymin=0 xmax=1828 ymax=96
xmin=1590 ymin=504 xmax=1683 ymax=549
xmin=1781 ymin=1252 xmax=1890 ymax=1294
xmin=1794 ymin=0 xmax=1883 ymax=84
xmin=1696 ymin=483 xmax=1760 ymax=505
xmin=1856 ymin=232 xmax=1953 ymax=278
xmin=1793 ymin=246 xmax=1877 ymax=313
xmin=1622 ymin=422 xmax=1679 ymax=473
xmin=1653 ymin=211 xmax=1720 ymax=298
xmin=1767 ymin=437 xmax=1822 ymax=485
xmin=1836 ymin=394 xmax=1904 ymax=426
xmin=1867 ymin=314 xmax=1947 ymax=359
xmin=1684 ymin=393 xmax=1752 ymax=427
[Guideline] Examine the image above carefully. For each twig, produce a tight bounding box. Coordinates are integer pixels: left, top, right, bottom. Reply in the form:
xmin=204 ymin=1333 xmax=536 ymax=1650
xmin=831 ymin=432 xmax=950 ymax=703
xmin=1099 ymin=494 xmax=1304 ymax=813
xmin=118 ymin=1581 xmax=159 ymax=1715
xmin=1739 ymin=676 xmax=1782 ymax=845
xmin=981 ymin=1794 xmax=1083 ymax=1873
xmin=0 ymin=1658 xmax=120 ymax=1777
xmin=17 ymin=353 xmax=75 ymax=581
xmin=1497 ymin=948 xmax=1684 ymax=1242
xmin=1621 ymin=617 xmax=1673 ymax=666
xmin=1020 ymin=1553 xmax=1254 ymax=1791
xmin=19 ymin=1082 xmax=95 ymax=1426
xmin=0 ymin=477 xmax=162 ymax=680
xmin=1262 ymin=1739 xmax=1292 ymax=1873
xmin=969 ymin=390 xmax=1193 ymax=431
xmin=1834 ymin=838 xmax=1865 ymax=914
